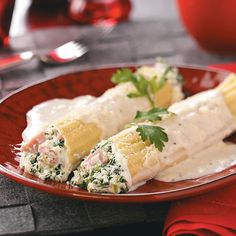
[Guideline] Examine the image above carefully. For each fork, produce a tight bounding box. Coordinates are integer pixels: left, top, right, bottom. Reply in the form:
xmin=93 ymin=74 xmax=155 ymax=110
xmin=0 ymin=22 xmax=114 ymax=71
xmin=40 ymin=41 xmax=88 ymax=64
xmin=0 ymin=42 xmax=88 ymax=71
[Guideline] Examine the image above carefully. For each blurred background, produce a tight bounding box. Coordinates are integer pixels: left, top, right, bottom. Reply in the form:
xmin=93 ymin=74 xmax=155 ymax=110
xmin=9 ymin=0 xmax=179 ymax=37
xmin=1 ymin=0 xmax=236 ymax=68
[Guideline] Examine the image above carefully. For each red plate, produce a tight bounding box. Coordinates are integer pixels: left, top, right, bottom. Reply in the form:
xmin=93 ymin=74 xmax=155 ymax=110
xmin=0 ymin=64 xmax=236 ymax=203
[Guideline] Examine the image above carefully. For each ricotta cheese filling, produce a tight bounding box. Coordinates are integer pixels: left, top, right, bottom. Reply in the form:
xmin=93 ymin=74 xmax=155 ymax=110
xmin=71 ymin=141 xmax=132 ymax=193
xmin=20 ymin=127 xmax=70 ymax=182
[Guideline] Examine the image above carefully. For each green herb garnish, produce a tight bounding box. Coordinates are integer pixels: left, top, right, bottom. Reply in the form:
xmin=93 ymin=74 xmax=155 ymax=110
xmin=127 ymin=73 xmax=154 ymax=106
xmin=111 ymin=65 xmax=184 ymax=107
xmin=136 ymin=125 xmax=168 ymax=152
xmin=134 ymin=107 xmax=169 ymax=123
xmin=112 ymin=69 xmax=154 ymax=105
xmin=111 ymin=67 xmax=172 ymax=107
xmin=155 ymin=65 xmax=172 ymax=91
xmin=133 ymin=107 xmax=171 ymax=152
xmin=111 ymin=68 xmax=134 ymax=84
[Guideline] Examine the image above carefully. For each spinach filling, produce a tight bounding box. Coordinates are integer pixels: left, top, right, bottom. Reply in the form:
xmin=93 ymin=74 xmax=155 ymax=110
xmin=75 ymin=141 xmax=128 ymax=193
xmin=28 ymin=152 xmax=65 ymax=180
xmin=53 ymin=140 xmax=64 ymax=148
xmin=27 ymin=127 xmax=66 ymax=180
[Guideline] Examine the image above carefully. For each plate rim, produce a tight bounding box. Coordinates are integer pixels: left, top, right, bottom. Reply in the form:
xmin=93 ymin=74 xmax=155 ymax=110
xmin=0 ymin=62 xmax=229 ymax=105
xmin=1 ymin=163 xmax=236 ymax=203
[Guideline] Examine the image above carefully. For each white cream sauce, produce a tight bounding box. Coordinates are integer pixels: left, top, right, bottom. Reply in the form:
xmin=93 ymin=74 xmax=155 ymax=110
xmin=65 ymin=83 xmax=151 ymax=139
xmin=152 ymin=89 xmax=236 ymax=182
xmin=155 ymin=90 xmax=236 ymax=168
xmin=22 ymin=95 xmax=96 ymax=141
xmin=156 ymin=141 xmax=236 ymax=182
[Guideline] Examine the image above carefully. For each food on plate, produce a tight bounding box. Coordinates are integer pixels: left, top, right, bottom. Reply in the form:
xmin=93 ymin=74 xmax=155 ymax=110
xmin=70 ymin=74 xmax=236 ymax=193
xmin=22 ymin=96 xmax=96 ymax=142
xmin=19 ymin=61 xmax=183 ymax=182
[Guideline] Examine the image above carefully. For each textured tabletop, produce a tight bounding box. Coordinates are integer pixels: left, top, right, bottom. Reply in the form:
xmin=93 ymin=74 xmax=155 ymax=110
xmin=1 ymin=20 xmax=236 ymax=235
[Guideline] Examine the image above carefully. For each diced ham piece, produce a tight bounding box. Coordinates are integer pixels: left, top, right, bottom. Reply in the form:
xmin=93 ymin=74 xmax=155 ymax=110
xmin=82 ymin=149 xmax=109 ymax=169
xmin=21 ymin=132 xmax=45 ymax=152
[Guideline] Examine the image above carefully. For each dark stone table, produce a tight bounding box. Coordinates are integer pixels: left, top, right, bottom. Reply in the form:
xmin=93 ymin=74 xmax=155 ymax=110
xmin=1 ymin=20 xmax=236 ymax=235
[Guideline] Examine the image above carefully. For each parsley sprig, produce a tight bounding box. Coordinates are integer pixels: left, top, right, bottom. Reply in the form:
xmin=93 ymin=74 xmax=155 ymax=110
xmin=112 ymin=68 xmax=154 ymax=106
xmin=111 ymin=67 xmax=172 ymax=107
xmin=111 ymin=68 xmax=134 ymax=84
xmin=150 ymin=65 xmax=172 ymax=93
xmin=133 ymin=107 xmax=170 ymax=152
xmin=136 ymin=125 xmax=168 ymax=152
xmin=134 ymin=107 xmax=169 ymax=123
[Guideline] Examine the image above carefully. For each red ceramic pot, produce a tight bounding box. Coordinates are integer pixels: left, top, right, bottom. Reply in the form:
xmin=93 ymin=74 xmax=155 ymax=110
xmin=177 ymin=0 xmax=236 ymax=55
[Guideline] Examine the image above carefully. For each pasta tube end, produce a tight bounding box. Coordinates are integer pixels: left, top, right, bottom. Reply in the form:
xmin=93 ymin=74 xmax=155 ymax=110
xmin=217 ymin=73 xmax=236 ymax=116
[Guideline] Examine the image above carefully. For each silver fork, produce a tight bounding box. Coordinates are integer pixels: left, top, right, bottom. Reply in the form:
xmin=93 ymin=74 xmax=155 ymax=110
xmin=40 ymin=41 xmax=88 ymax=64
xmin=0 ymin=22 xmax=114 ymax=71
xmin=0 ymin=41 xmax=88 ymax=71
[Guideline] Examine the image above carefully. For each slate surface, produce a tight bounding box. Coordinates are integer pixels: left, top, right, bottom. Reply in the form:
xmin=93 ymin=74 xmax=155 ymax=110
xmin=1 ymin=20 xmax=236 ymax=235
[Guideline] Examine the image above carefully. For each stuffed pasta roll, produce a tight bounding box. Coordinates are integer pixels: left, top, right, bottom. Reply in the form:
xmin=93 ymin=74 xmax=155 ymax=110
xmin=20 ymin=62 xmax=183 ymax=181
xmin=71 ymin=74 xmax=236 ymax=193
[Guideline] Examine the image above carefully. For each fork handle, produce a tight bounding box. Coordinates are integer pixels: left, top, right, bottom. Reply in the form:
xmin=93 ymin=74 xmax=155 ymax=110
xmin=0 ymin=51 xmax=34 ymax=72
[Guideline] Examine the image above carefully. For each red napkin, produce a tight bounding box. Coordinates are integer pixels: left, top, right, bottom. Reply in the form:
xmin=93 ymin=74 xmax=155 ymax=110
xmin=164 ymin=63 xmax=236 ymax=236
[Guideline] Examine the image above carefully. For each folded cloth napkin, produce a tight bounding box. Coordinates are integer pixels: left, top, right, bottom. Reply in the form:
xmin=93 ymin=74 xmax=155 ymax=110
xmin=164 ymin=62 xmax=236 ymax=236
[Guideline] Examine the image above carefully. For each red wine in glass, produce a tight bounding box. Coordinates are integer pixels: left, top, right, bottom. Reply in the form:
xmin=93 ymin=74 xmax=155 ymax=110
xmin=0 ymin=0 xmax=15 ymax=48
xmin=69 ymin=0 xmax=132 ymax=24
